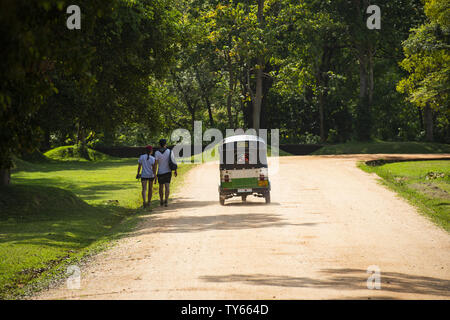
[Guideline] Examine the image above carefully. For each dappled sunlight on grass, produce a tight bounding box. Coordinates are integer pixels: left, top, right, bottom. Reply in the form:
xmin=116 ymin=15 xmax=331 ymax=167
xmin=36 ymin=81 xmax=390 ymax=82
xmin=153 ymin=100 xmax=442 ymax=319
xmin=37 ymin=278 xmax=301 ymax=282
xmin=1 ymin=156 xmax=194 ymax=298
xmin=12 ymin=158 xmax=142 ymax=208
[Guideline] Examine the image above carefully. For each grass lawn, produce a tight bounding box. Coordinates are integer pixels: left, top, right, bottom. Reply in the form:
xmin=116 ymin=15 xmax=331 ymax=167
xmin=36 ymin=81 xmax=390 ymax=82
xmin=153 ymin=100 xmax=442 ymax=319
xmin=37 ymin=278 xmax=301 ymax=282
xmin=359 ymin=160 xmax=450 ymax=231
xmin=0 ymin=156 xmax=193 ymax=299
xmin=313 ymin=141 xmax=450 ymax=155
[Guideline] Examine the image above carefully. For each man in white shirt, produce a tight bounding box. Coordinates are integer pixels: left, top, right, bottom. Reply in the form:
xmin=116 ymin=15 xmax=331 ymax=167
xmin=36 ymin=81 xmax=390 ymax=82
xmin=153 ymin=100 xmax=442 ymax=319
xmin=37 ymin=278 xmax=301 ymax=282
xmin=154 ymin=139 xmax=177 ymax=207
xmin=137 ymin=145 xmax=156 ymax=208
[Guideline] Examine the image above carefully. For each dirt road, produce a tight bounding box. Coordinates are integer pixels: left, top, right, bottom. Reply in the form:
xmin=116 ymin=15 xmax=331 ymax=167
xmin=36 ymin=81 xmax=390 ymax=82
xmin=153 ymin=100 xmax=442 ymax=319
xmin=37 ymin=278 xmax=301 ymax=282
xmin=38 ymin=155 xmax=450 ymax=299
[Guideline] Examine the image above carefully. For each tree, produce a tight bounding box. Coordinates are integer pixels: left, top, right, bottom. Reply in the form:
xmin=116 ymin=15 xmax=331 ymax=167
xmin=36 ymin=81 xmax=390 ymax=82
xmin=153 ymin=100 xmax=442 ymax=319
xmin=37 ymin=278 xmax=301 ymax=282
xmin=204 ymin=2 xmax=247 ymax=128
xmin=203 ymin=1 xmax=278 ymax=130
xmin=0 ymin=0 xmax=109 ymax=185
xmin=85 ymin=0 xmax=181 ymax=145
xmin=251 ymin=0 xmax=265 ymax=130
xmin=397 ymin=0 xmax=450 ymax=142
xmin=270 ymin=0 xmax=348 ymax=142
xmin=313 ymin=0 xmax=425 ymax=140
xmin=0 ymin=0 xmax=182 ymax=184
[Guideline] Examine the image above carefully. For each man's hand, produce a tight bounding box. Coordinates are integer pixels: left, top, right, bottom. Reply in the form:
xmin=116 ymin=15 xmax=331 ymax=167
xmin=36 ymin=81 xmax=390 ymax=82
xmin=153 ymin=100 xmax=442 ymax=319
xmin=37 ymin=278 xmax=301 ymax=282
xmin=174 ymin=171 xmax=178 ymax=177
xmin=136 ymin=173 xmax=141 ymax=179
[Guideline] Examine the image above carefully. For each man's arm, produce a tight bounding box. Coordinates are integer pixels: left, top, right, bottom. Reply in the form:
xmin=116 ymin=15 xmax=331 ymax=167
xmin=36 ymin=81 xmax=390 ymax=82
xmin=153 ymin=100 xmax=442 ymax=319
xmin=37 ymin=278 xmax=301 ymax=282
xmin=171 ymin=150 xmax=178 ymax=177
xmin=153 ymin=160 xmax=158 ymax=177
xmin=154 ymin=160 xmax=158 ymax=183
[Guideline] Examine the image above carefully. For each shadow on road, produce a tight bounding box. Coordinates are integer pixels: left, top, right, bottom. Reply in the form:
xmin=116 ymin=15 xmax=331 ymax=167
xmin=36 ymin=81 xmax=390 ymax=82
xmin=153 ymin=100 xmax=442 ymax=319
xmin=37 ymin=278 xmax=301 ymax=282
xmin=199 ymin=268 xmax=450 ymax=297
xmin=154 ymin=197 xmax=281 ymax=209
xmin=130 ymin=197 xmax=317 ymax=235
xmin=224 ymin=201 xmax=281 ymax=207
xmin=132 ymin=212 xmax=314 ymax=235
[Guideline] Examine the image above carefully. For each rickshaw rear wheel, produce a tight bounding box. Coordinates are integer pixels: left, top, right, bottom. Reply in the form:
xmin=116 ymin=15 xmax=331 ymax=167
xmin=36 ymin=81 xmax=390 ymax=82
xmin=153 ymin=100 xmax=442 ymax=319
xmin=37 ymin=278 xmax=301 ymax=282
xmin=241 ymin=195 xmax=247 ymax=202
xmin=219 ymin=195 xmax=225 ymax=206
xmin=265 ymin=192 xmax=271 ymax=204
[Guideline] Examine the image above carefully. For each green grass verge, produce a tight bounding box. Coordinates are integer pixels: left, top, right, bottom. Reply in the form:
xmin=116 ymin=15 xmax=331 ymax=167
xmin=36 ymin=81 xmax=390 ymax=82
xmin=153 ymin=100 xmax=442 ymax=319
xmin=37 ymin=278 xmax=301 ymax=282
xmin=1 ymin=157 xmax=194 ymax=299
xmin=313 ymin=141 xmax=450 ymax=155
xmin=44 ymin=145 xmax=115 ymax=161
xmin=358 ymin=160 xmax=450 ymax=231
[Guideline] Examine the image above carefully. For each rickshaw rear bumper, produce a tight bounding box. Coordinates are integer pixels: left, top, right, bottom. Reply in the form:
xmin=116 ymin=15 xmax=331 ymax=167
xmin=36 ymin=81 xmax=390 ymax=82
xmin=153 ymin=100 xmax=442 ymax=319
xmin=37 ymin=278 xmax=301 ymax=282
xmin=219 ymin=186 xmax=270 ymax=197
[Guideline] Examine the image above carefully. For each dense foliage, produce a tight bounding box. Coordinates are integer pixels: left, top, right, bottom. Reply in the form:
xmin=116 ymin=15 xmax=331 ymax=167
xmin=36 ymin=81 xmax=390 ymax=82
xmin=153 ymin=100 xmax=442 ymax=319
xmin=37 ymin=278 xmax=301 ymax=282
xmin=397 ymin=0 xmax=450 ymax=142
xmin=0 ymin=0 xmax=449 ymax=183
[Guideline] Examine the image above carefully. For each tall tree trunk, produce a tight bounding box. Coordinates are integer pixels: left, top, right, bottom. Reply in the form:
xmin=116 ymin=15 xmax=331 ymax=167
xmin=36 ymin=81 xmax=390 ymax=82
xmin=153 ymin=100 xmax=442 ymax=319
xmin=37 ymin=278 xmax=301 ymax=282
xmin=241 ymin=66 xmax=253 ymax=128
xmin=319 ymin=93 xmax=325 ymax=142
xmin=315 ymin=73 xmax=326 ymax=141
xmin=259 ymin=63 xmax=273 ymax=130
xmin=76 ymin=121 xmax=90 ymax=159
xmin=424 ymin=105 xmax=434 ymax=142
xmin=0 ymin=168 xmax=10 ymax=186
xmin=172 ymin=71 xmax=199 ymax=133
xmin=194 ymin=67 xmax=215 ymax=127
xmin=76 ymin=121 xmax=86 ymax=146
xmin=359 ymin=54 xmax=368 ymax=100
xmin=253 ymin=60 xmax=263 ymax=130
xmin=226 ymin=54 xmax=234 ymax=129
xmin=368 ymin=47 xmax=374 ymax=106
xmin=353 ymin=0 xmax=374 ymax=141
xmin=200 ymin=88 xmax=214 ymax=128
xmin=191 ymin=109 xmax=195 ymax=134
xmin=356 ymin=45 xmax=374 ymax=141
xmin=358 ymin=47 xmax=374 ymax=105
xmin=207 ymin=102 xmax=214 ymax=128
xmin=316 ymin=45 xmax=333 ymax=143
xmin=252 ymin=0 xmax=265 ymax=130
xmin=0 ymin=149 xmax=11 ymax=185
xmin=417 ymin=107 xmax=424 ymax=131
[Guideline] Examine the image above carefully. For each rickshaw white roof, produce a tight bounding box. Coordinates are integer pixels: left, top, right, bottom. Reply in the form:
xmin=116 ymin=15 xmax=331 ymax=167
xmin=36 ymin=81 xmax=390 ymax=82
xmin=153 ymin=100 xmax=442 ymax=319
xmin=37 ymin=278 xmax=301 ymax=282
xmin=221 ymin=135 xmax=266 ymax=145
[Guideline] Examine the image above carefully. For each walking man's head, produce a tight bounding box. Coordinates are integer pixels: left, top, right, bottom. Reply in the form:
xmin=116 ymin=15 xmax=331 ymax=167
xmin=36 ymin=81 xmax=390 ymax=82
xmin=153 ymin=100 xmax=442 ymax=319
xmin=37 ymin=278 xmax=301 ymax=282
xmin=159 ymin=139 xmax=167 ymax=148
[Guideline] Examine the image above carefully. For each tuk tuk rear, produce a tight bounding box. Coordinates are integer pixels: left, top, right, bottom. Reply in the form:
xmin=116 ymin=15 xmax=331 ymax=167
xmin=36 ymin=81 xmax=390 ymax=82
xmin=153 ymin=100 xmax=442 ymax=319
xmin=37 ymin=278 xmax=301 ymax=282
xmin=218 ymin=135 xmax=271 ymax=205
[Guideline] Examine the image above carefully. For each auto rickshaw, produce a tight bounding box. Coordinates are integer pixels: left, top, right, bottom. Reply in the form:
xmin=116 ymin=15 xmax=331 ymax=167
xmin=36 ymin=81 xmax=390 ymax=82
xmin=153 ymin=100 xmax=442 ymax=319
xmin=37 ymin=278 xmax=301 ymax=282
xmin=218 ymin=135 xmax=271 ymax=205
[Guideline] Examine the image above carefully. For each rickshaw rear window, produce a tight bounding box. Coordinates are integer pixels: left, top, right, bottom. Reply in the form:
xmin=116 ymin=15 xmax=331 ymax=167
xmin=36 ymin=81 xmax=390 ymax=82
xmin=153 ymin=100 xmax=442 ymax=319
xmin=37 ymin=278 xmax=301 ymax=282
xmin=219 ymin=141 xmax=268 ymax=169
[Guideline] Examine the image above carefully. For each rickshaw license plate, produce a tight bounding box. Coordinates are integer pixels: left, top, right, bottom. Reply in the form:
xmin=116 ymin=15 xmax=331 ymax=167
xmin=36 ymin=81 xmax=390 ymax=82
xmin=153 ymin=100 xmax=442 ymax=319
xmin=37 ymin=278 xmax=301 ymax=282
xmin=238 ymin=188 xmax=252 ymax=193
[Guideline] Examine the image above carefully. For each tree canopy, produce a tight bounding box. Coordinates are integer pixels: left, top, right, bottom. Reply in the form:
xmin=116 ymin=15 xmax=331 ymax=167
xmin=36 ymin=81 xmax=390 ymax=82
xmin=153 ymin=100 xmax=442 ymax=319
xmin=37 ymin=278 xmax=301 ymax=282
xmin=0 ymin=0 xmax=448 ymax=183
xmin=397 ymin=0 xmax=449 ymax=141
